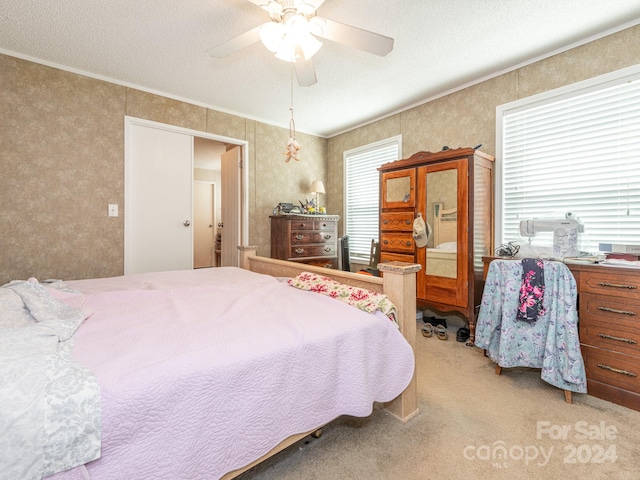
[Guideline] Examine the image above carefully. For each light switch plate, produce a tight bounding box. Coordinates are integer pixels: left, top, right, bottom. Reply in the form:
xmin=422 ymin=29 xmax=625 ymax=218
xmin=108 ymin=204 xmax=118 ymax=217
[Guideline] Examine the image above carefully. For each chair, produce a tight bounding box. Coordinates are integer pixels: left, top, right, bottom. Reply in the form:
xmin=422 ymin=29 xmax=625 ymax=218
xmin=358 ymin=239 xmax=380 ymax=276
xmin=474 ymin=258 xmax=587 ymax=403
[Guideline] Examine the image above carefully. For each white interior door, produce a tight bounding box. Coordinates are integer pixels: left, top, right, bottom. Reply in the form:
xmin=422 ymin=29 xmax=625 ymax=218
xmin=221 ymin=146 xmax=241 ymax=267
xmin=194 ymin=182 xmax=215 ymax=268
xmin=125 ymin=122 xmax=193 ymax=274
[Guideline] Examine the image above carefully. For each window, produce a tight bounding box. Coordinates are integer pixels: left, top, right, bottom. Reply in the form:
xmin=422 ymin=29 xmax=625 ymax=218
xmin=344 ymin=136 xmax=401 ymax=262
xmin=496 ymin=65 xmax=640 ymax=253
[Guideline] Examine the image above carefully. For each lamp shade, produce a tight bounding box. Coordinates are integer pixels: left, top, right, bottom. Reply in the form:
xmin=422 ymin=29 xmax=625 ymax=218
xmin=310 ymin=180 xmax=325 ymax=194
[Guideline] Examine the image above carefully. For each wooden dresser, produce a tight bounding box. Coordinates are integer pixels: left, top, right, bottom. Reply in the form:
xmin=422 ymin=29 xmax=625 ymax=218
xmin=572 ymin=263 xmax=640 ymax=411
xmin=270 ymin=214 xmax=339 ymax=269
xmin=482 ymin=257 xmax=640 ymax=411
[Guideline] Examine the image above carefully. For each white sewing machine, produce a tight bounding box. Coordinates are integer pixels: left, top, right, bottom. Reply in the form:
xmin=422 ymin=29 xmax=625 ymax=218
xmin=519 ymin=218 xmax=583 ymax=258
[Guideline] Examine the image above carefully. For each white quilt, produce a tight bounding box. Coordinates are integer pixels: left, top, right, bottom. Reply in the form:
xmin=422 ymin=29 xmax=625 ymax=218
xmin=43 ymin=267 xmax=414 ymax=480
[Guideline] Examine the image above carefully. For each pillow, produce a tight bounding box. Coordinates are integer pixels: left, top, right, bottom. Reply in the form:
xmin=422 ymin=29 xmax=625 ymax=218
xmin=288 ymin=272 xmax=398 ymax=325
xmin=0 ymin=288 xmax=36 ymax=329
xmin=435 ymin=241 xmax=457 ymax=251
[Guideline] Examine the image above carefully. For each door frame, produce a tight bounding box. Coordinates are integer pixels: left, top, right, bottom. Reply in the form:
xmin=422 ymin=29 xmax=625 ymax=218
xmin=124 ymin=116 xmax=249 ymax=272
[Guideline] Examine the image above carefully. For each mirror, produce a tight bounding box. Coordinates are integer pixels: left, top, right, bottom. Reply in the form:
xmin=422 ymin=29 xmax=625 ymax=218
xmin=386 ymin=176 xmax=411 ymax=204
xmin=425 ymin=169 xmax=457 ymax=279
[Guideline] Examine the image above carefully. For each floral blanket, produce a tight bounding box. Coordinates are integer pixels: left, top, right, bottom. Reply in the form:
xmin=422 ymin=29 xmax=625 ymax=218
xmin=0 ymin=279 xmax=101 ymax=480
xmin=288 ymin=272 xmax=398 ymax=325
xmin=475 ymin=259 xmax=587 ymax=393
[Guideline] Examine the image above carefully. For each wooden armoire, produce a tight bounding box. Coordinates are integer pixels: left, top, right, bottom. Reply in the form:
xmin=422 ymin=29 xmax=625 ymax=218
xmin=378 ymin=148 xmax=495 ymax=344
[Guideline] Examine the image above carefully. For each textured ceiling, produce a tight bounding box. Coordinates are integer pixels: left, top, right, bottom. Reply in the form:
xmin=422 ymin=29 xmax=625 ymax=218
xmin=2 ymin=0 xmax=640 ymax=138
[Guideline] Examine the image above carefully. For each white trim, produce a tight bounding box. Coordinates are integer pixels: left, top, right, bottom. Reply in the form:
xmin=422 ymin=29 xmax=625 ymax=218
xmin=124 ymin=116 xmax=249 ymax=273
xmin=6 ymin=19 xmax=639 ymax=140
xmin=494 ymin=63 xmax=640 ymax=244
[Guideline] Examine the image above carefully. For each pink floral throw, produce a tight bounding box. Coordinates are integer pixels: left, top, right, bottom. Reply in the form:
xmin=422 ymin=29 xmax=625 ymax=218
xmin=288 ymin=272 xmax=398 ymax=325
xmin=516 ymin=258 xmax=546 ymax=323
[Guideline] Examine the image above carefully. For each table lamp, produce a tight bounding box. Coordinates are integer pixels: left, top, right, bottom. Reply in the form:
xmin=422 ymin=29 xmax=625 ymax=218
xmin=310 ymin=180 xmax=325 ymax=213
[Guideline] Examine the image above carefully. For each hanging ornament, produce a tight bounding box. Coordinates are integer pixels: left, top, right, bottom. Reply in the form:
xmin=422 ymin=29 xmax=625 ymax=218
xmin=284 ymin=106 xmax=301 ymax=162
xmin=284 ymin=70 xmax=301 ymax=162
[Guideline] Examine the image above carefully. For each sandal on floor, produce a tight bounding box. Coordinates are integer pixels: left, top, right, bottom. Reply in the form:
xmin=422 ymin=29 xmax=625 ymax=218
xmin=456 ymin=327 xmax=470 ymax=343
xmin=435 ymin=324 xmax=448 ymax=340
xmin=421 ymin=323 xmax=434 ymax=338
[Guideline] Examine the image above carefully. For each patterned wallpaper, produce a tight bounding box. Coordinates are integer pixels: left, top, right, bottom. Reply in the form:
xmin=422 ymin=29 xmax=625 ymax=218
xmin=0 ymin=53 xmax=326 ymax=283
xmin=1 ymin=24 xmax=639 ymax=283
xmin=326 ymin=25 xmax=640 ymax=227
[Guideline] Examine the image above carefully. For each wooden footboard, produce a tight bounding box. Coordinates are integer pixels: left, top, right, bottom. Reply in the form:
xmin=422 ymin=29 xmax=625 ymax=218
xmin=224 ymin=247 xmax=420 ymax=479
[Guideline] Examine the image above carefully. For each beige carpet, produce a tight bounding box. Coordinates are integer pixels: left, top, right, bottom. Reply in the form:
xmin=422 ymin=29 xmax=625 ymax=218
xmin=238 ymin=320 xmax=640 ymax=479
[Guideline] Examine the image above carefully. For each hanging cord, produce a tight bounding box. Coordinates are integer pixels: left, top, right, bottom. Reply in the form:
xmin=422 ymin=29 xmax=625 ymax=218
xmin=284 ymin=67 xmax=300 ymax=162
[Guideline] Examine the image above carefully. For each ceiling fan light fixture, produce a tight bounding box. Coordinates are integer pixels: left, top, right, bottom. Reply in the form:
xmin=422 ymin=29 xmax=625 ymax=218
xmin=308 ymin=16 xmax=325 ymax=36
xmin=274 ymin=35 xmax=297 ymax=62
xmin=259 ymin=22 xmax=285 ymax=52
xmin=274 ymin=33 xmax=321 ymax=62
xmin=272 ymin=15 xmax=321 ymax=62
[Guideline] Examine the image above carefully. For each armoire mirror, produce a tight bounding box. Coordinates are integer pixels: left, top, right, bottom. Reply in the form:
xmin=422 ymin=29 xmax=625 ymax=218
xmin=425 ymin=169 xmax=457 ymax=279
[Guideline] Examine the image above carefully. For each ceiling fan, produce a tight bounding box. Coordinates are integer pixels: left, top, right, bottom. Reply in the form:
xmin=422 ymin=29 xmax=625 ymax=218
xmin=207 ymin=0 xmax=394 ymax=87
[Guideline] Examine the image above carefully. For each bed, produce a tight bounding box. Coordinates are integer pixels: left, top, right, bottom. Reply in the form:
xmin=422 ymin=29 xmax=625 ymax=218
xmin=425 ymin=203 xmax=457 ymax=278
xmin=2 ymin=247 xmax=419 ymax=480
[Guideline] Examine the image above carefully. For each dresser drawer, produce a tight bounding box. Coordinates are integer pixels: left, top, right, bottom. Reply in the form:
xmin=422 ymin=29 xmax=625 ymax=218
xmin=289 ymin=220 xmax=315 ymax=230
xmin=380 ymin=252 xmax=415 ymax=264
xmin=582 ymin=345 xmax=640 ymax=395
xmin=580 ymin=271 xmax=640 ymax=300
xmin=580 ymin=314 xmax=640 ymax=358
xmin=290 ymin=245 xmax=335 ymax=258
xmin=580 ymin=292 xmax=640 ymax=329
xmin=314 ymin=220 xmax=336 ymax=231
xmin=381 ymin=212 xmax=413 ymax=232
xmin=291 ymin=231 xmax=335 ymax=245
xmin=380 ymin=232 xmax=415 ymax=253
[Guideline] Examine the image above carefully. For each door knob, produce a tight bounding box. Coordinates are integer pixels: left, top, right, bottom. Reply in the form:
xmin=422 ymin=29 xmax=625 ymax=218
xmin=218 ymin=222 xmax=224 ymax=228
xmin=183 ymin=220 xmax=191 ymax=227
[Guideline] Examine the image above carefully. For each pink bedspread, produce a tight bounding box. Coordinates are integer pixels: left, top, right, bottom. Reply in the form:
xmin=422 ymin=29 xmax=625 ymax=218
xmin=47 ymin=268 xmax=414 ymax=480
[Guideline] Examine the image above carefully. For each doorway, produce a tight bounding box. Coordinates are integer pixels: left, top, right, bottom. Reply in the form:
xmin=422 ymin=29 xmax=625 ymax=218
xmin=124 ymin=117 xmax=248 ymax=274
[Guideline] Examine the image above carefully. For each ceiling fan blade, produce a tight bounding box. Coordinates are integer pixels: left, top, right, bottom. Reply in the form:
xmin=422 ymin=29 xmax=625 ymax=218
xmin=207 ymin=24 xmax=264 ymax=57
xmin=295 ymin=56 xmax=317 ymax=87
xmin=313 ymin=17 xmax=394 ymax=56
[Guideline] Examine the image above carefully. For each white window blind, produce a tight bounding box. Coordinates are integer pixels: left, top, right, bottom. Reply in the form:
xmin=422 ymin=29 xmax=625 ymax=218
xmin=499 ymin=67 xmax=640 ymax=252
xmin=344 ymin=136 xmax=401 ymax=261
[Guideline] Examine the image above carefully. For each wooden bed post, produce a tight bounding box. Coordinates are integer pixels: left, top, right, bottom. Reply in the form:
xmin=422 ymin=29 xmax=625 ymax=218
xmin=378 ymin=261 xmax=421 ymax=423
xmin=238 ymin=246 xmax=258 ymax=270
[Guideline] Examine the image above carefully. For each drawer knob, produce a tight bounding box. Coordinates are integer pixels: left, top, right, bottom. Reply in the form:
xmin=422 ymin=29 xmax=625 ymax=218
xmin=324 ymin=247 xmax=332 ymax=253
xmin=383 ymin=219 xmax=388 ymax=225
xmin=295 ymin=248 xmax=304 ymax=255
xmin=383 ymin=240 xmax=388 ymax=245
xmin=299 ymin=223 xmax=306 ymax=227
xmin=597 ymin=333 xmax=638 ymax=345
xmin=597 ymin=306 xmax=637 ymax=316
xmin=324 ymin=234 xmax=332 ymax=240
xmin=296 ymin=234 xmax=304 ymax=240
xmin=597 ymin=364 xmax=637 ymax=377
xmin=406 ymin=241 xmax=412 ymax=247
xmin=598 ymin=282 xmax=637 ymax=290
xmin=405 ymin=220 xmax=411 ymax=225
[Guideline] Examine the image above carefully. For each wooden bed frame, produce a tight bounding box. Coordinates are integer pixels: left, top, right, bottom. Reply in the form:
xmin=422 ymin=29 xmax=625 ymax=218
xmin=223 ymin=247 xmax=421 ymax=479
xmin=432 ymin=202 xmax=457 ymax=247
